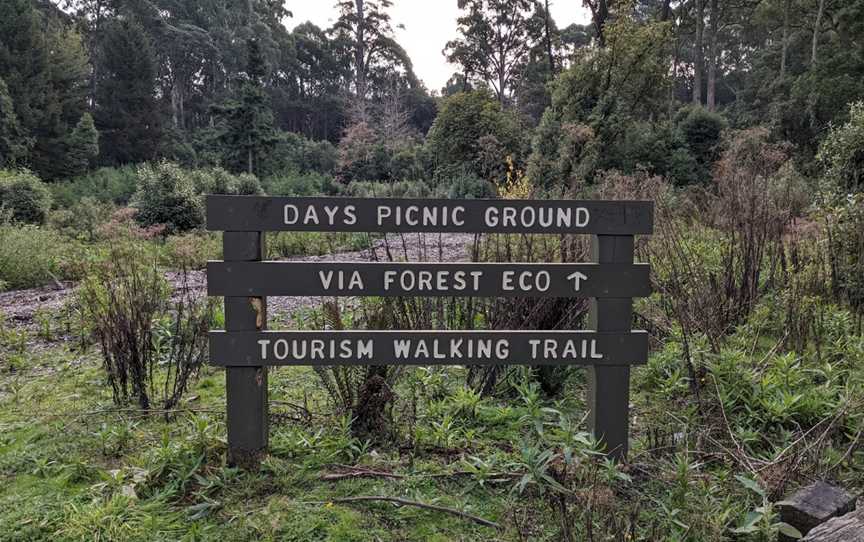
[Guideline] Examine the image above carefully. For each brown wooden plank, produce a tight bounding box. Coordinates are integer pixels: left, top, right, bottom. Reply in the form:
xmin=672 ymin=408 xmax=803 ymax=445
xmin=206 ymin=261 xmax=651 ymax=298
xmin=208 ymin=330 xmax=649 ymax=367
xmin=206 ymin=196 xmax=654 ymax=235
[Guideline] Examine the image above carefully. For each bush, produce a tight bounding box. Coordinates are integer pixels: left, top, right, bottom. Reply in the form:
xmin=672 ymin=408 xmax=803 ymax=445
xmin=50 ymin=197 xmax=115 ymax=241
xmin=425 ymin=90 xmax=523 ymax=181
xmin=0 ymin=169 xmax=52 ymax=224
xmin=51 ymin=165 xmax=139 ymax=208
xmin=439 ymin=171 xmax=496 ymax=199
xmin=190 ymin=167 xmax=263 ymax=196
xmin=282 ymin=132 xmax=338 ymax=173
xmin=0 ymin=224 xmax=72 ymax=290
xmin=677 ymin=105 xmax=727 ymax=181
xmin=161 ymin=231 xmax=221 ymax=270
xmin=818 ymin=100 xmax=864 ymax=193
xmin=264 ymin=171 xmax=341 ymax=197
xmin=78 ymin=241 xmax=214 ymax=410
xmin=344 ymin=180 xmax=432 ymax=198
xmin=133 ymin=162 xmax=204 ymax=234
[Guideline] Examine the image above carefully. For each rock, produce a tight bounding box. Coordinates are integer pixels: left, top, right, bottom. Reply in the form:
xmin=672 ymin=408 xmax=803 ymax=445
xmin=802 ymin=506 xmax=864 ymax=541
xmin=778 ymin=482 xmax=857 ymax=539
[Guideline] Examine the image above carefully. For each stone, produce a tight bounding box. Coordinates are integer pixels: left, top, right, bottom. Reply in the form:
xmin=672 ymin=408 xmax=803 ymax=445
xmin=802 ymin=506 xmax=864 ymax=541
xmin=778 ymin=482 xmax=857 ymax=538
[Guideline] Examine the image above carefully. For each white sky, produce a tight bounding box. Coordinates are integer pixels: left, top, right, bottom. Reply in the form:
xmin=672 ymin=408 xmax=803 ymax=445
xmin=285 ymin=1 xmax=591 ymax=92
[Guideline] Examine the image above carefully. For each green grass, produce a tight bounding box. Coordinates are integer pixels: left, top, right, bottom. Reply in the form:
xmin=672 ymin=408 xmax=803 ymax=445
xmin=1 ymin=294 xmax=863 ymax=541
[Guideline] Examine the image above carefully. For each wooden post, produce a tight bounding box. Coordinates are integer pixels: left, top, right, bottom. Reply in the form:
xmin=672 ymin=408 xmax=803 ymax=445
xmin=587 ymin=235 xmax=634 ymax=460
xmin=223 ymin=231 xmax=268 ymax=469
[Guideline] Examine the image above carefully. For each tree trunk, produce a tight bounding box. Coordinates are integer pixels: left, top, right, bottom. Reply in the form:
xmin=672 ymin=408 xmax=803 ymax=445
xmin=248 ymin=136 xmax=254 ymax=175
xmin=354 ymin=0 xmax=367 ymax=120
xmin=660 ymin=0 xmax=672 ymax=21
xmin=811 ymin=0 xmax=825 ymax=65
xmin=89 ymin=0 xmax=104 ymax=108
xmin=588 ymin=0 xmax=609 ymax=48
xmin=780 ymin=0 xmax=791 ymax=77
xmin=544 ymin=0 xmax=556 ymax=75
xmin=706 ymin=0 xmax=719 ymax=111
xmin=693 ymin=0 xmax=704 ymax=105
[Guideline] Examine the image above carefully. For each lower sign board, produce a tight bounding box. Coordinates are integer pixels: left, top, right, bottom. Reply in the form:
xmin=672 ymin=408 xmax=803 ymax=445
xmin=209 ymin=330 xmax=648 ymax=367
xmin=207 ymin=262 xmax=651 ymax=298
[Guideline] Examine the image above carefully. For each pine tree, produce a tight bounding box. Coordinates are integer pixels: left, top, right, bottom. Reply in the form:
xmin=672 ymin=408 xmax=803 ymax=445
xmin=211 ymin=38 xmax=278 ymax=176
xmin=0 ymin=77 xmax=30 ymax=167
xmin=94 ymin=19 xmax=162 ymax=166
xmin=0 ymin=0 xmax=89 ymax=178
xmin=65 ymin=113 xmax=99 ymax=177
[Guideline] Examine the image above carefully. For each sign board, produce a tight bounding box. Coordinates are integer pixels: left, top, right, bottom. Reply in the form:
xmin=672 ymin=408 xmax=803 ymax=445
xmin=207 ymin=195 xmax=653 ymax=235
xmin=207 ymin=262 xmax=651 ymax=298
xmin=206 ymin=195 xmax=654 ymax=466
xmin=209 ymin=330 xmax=649 ymax=366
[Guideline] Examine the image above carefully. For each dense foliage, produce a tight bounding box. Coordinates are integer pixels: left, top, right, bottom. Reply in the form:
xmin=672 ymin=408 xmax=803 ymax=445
xmin=1 ymin=0 xmax=864 ymax=541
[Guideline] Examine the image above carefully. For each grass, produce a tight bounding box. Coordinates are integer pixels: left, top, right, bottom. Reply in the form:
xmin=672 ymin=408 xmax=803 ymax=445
xmin=0 ymin=290 xmax=862 ymax=540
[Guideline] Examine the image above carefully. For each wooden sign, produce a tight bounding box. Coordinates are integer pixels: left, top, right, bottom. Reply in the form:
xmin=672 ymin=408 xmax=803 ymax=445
xmin=209 ymin=330 xmax=649 ymax=366
xmin=207 ymin=195 xmax=653 ymax=235
xmin=207 ymin=262 xmax=651 ymax=298
xmin=206 ymin=195 xmax=654 ymax=467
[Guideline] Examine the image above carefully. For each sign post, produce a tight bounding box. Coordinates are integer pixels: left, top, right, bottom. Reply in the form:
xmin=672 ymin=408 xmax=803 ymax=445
xmin=206 ymin=196 xmax=653 ymax=468
xmin=223 ymin=231 xmax=268 ymax=468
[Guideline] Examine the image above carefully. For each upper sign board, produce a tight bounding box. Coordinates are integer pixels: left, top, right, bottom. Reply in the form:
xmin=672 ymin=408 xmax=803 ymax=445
xmin=206 ymin=196 xmax=654 ymax=235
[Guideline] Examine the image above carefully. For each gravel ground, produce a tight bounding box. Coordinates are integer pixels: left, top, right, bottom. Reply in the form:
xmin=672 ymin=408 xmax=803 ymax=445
xmin=0 ymin=232 xmax=476 ymax=333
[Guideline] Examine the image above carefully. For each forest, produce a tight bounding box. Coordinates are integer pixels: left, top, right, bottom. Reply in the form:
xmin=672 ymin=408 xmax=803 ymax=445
xmin=1 ymin=0 xmax=863 ymax=540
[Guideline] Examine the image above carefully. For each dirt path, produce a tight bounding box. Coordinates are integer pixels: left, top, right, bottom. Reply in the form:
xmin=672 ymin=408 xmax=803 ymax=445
xmin=0 ymin=233 xmax=476 ymax=333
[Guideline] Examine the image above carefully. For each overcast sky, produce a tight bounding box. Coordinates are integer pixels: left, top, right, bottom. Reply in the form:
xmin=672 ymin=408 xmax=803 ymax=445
xmin=285 ymin=1 xmax=591 ymax=93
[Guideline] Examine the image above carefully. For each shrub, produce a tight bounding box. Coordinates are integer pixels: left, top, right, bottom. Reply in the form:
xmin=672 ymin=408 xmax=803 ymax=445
xmin=264 ymin=171 xmax=341 ymax=197
xmin=50 ymin=197 xmax=115 ymax=241
xmin=336 ymin=121 xmax=392 ymax=182
xmin=282 ymin=132 xmax=338 ymax=173
xmin=439 ymin=171 xmax=496 ymax=199
xmin=344 ymin=180 xmax=432 ymax=198
xmin=190 ymin=167 xmax=263 ymax=196
xmin=818 ymin=101 xmax=864 ymax=193
xmin=78 ymin=241 xmax=214 ymax=410
xmin=133 ymin=162 xmax=204 ymax=234
xmin=426 ymin=90 xmax=523 ymax=180
xmin=161 ymin=231 xmax=221 ymax=270
xmin=0 ymin=169 xmax=52 ymax=224
xmin=51 ymin=165 xmax=139 ymax=207
xmin=0 ymin=224 xmax=68 ymax=290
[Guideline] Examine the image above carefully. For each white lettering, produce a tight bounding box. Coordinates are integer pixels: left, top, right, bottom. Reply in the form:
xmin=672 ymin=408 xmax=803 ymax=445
xmin=258 ymin=339 xmax=271 ymax=360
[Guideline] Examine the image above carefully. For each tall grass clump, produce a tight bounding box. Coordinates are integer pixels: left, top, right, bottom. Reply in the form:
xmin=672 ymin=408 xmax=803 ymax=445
xmin=78 ymin=236 xmax=214 ymax=410
xmin=0 ymin=222 xmax=76 ymax=290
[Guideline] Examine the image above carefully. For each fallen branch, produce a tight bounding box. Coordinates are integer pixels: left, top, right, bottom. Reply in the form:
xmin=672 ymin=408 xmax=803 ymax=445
xmin=302 ymin=496 xmax=501 ymax=529
xmin=320 ymin=464 xmax=519 ymax=483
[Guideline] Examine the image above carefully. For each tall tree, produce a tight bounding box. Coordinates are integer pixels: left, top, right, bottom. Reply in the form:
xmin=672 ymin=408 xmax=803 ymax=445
xmin=212 ymin=38 xmax=278 ymax=176
xmin=779 ymin=0 xmax=791 ymax=77
xmin=0 ymin=0 xmax=90 ymax=178
xmin=445 ymin=0 xmax=545 ymax=106
xmin=811 ymin=0 xmax=826 ymax=65
xmin=693 ymin=0 xmax=705 ymax=104
xmin=94 ymin=19 xmax=162 ymax=165
xmin=543 ymin=0 xmax=556 ymax=74
xmin=584 ymin=0 xmax=610 ymax=47
xmin=65 ymin=112 xmax=99 ymax=177
xmin=706 ymin=0 xmax=719 ymax=110
xmin=332 ymin=0 xmax=416 ymax=121
xmin=0 ymin=77 xmax=30 ymax=167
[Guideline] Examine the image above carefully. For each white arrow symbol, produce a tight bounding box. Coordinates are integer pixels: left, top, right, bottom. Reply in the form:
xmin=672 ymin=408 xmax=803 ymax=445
xmin=566 ymin=271 xmax=588 ymax=291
